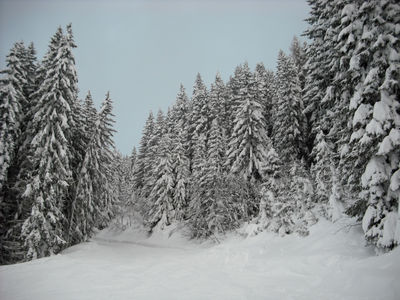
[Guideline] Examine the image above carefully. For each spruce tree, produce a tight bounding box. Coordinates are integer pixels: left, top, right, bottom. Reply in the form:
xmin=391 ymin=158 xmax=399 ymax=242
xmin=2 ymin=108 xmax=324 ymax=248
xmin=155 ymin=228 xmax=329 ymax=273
xmin=0 ymin=43 xmax=26 ymax=197
xmin=68 ymin=93 xmax=116 ymax=244
xmin=148 ymin=129 xmax=175 ymax=230
xmin=20 ymin=26 xmax=80 ymax=259
xmin=96 ymin=92 xmax=117 ymax=228
xmin=190 ymin=73 xmax=209 ymax=177
xmin=142 ymin=110 xmax=164 ymax=200
xmin=226 ymin=62 xmax=270 ymax=183
xmin=350 ymin=0 xmax=400 ymax=249
xmin=134 ymin=111 xmax=154 ymax=193
xmin=209 ymin=73 xmax=229 ymax=139
xmin=171 ymin=85 xmax=191 ymax=221
xmin=190 ymin=118 xmax=229 ymax=238
xmin=0 ymin=43 xmax=27 ymax=263
xmin=273 ymin=51 xmax=306 ymax=162
xmin=254 ymin=63 xmax=275 ymax=136
xmin=83 ymin=91 xmax=97 ymax=142
xmin=289 ymin=36 xmax=307 ymax=91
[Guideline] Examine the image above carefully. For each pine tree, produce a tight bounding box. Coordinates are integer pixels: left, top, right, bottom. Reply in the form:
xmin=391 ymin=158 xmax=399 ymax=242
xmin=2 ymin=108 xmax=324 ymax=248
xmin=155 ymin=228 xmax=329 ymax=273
xmin=20 ymin=26 xmax=81 ymax=259
xmin=289 ymin=36 xmax=307 ymax=91
xmin=83 ymin=91 xmax=97 ymax=142
xmin=68 ymin=120 xmax=102 ymax=244
xmin=148 ymin=130 xmax=175 ymax=230
xmin=226 ymin=65 xmax=244 ymax=138
xmin=257 ymin=147 xmax=283 ymax=231
xmin=142 ymin=110 xmax=164 ymax=200
xmin=303 ymin=0 xmax=339 ymax=153
xmin=21 ymin=43 xmax=38 ymax=103
xmin=254 ymin=63 xmax=275 ymax=136
xmin=310 ymin=130 xmax=335 ymax=204
xmin=68 ymin=92 xmax=116 ymax=243
xmin=0 ymin=43 xmax=27 ymax=263
xmin=134 ymin=111 xmax=154 ymax=193
xmin=190 ymin=118 xmax=228 ymax=238
xmin=190 ymin=73 xmax=209 ymax=177
xmin=350 ymin=0 xmax=400 ymax=250
xmin=0 ymin=43 xmax=26 ymax=197
xmin=304 ymin=0 xmax=400 ymax=249
xmin=273 ymin=51 xmax=306 ymax=162
xmin=209 ymin=73 xmax=229 ymax=139
xmin=226 ymin=62 xmax=270 ymax=183
xmin=96 ymin=92 xmax=117 ymax=228
xmin=171 ymin=85 xmax=191 ymax=221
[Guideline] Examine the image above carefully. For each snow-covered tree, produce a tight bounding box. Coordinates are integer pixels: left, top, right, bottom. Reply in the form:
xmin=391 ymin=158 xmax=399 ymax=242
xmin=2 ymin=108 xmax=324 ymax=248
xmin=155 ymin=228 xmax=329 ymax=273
xmin=303 ymin=0 xmax=400 ymax=249
xmin=82 ymin=91 xmax=97 ymax=142
xmin=142 ymin=110 xmax=165 ymax=200
xmin=254 ymin=63 xmax=275 ymax=136
xmin=68 ymin=93 xmax=116 ymax=244
xmin=209 ymin=73 xmax=229 ymax=140
xmin=96 ymin=92 xmax=117 ymax=227
xmin=349 ymin=1 xmax=400 ymax=250
xmin=20 ymin=26 xmax=81 ymax=259
xmin=171 ymin=85 xmax=191 ymax=221
xmin=148 ymin=130 xmax=175 ymax=230
xmin=190 ymin=73 xmax=209 ymax=177
xmin=289 ymin=36 xmax=307 ymax=91
xmin=134 ymin=111 xmax=154 ymax=193
xmin=273 ymin=51 xmax=306 ymax=162
xmin=226 ymin=62 xmax=270 ymax=183
xmin=0 ymin=43 xmax=26 ymax=197
xmin=189 ymin=118 xmax=230 ymax=238
xmin=0 ymin=42 xmax=28 ymax=263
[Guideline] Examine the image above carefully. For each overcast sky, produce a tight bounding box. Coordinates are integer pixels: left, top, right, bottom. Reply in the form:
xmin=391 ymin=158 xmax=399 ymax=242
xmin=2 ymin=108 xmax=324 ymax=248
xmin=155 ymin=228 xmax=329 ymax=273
xmin=0 ymin=0 xmax=310 ymax=155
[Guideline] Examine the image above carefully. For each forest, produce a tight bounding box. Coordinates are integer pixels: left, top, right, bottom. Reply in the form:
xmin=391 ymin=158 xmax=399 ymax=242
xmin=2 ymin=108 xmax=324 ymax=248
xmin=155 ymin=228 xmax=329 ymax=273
xmin=0 ymin=0 xmax=399 ymax=265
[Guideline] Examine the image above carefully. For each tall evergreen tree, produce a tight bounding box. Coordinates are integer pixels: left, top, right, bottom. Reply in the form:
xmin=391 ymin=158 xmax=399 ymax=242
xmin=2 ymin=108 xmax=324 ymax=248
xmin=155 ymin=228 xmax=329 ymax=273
xmin=348 ymin=0 xmax=400 ymax=249
xmin=20 ymin=26 xmax=81 ymax=259
xmin=142 ymin=110 xmax=165 ymax=200
xmin=96 ymin=92 xmax=117 ymax=227
xmin=171 ymin=85 xmax=191 ymax=221
xmin=289 ymin=36 xmax=307 ymax=91
xmin=254 ymin=63 xmax=275 ymax=136
xmin=0 ymin=42 xmax=26 ymax=197
xmin=68 ymin=93 xmax=116 ymax=244
xmin=0 ymin=42 xmax=27 ymax=263
xmin=134 ymin=111 xmax=154 ymax=193
xmin=226 ymin=62 xmax=270 ymax=183
xmin=82 ymin=91 xmax=97 ymax=142
xmin=273 ymin=51 xmax=306 ymax=162
xmin=190 ymin=73 xmax=209 ymax=176
xmin=148 ymin=128 xmax=175 ymax=230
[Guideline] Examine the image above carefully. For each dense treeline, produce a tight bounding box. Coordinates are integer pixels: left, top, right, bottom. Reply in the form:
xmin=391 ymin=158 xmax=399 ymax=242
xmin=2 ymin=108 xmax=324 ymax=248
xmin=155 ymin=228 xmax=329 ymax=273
xmin=0 ymin=25 xmax=117 ymax=264
xmin=126 ymin=0 xmax=400 ymax=250
xmin=128 ymin=46 xmax=315 ymax=240
xmin=1 ymin=0 xmax=399 ymax=265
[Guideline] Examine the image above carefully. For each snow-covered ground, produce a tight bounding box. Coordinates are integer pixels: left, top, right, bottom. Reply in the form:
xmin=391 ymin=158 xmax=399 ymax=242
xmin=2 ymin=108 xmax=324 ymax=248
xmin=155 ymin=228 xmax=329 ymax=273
xmin=1 ymin=218 xmax=399 ymax=300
